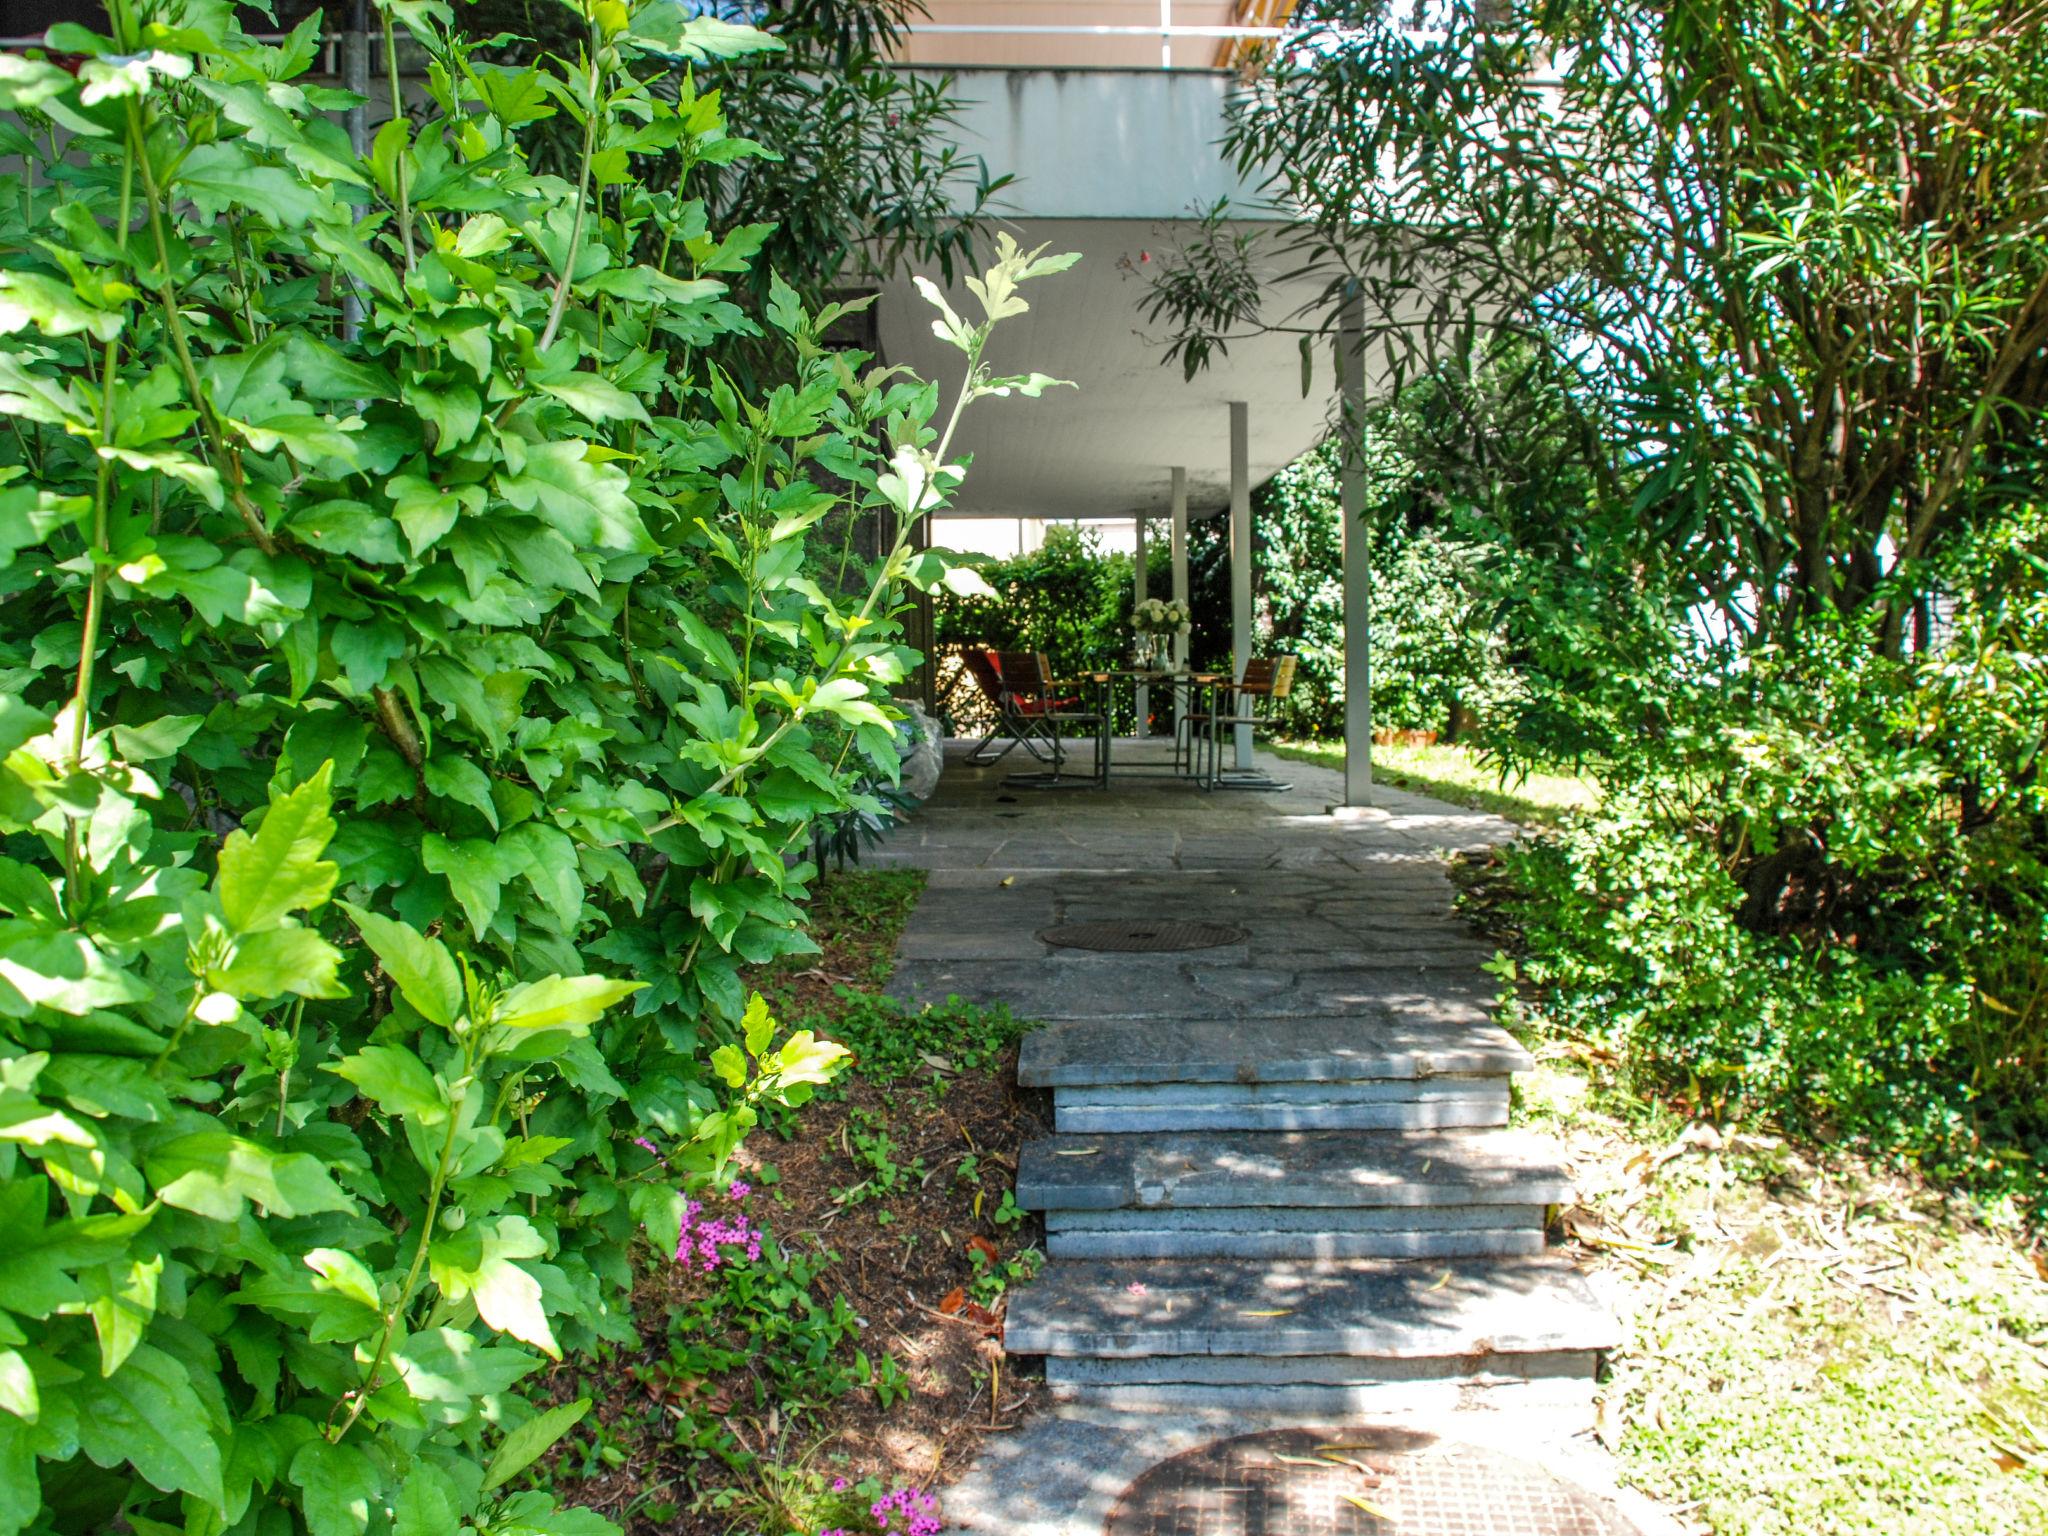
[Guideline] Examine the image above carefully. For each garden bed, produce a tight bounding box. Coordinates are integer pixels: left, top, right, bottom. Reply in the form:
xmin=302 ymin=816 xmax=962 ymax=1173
xmin=557 ymin=871 xmax=1052 ymax=1534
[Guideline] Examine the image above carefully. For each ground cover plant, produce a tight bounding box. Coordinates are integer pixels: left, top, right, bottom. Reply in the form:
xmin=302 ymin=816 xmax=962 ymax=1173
xmin=551 ymin=871 xmax=1050 ymax=1535
xmin=0 ymin=5 xmax=1074 ymax=1532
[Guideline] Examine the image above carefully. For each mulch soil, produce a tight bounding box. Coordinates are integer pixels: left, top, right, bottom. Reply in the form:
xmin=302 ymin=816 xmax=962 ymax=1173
xmin=561 ymin=871 xmax=1054 ymax=1534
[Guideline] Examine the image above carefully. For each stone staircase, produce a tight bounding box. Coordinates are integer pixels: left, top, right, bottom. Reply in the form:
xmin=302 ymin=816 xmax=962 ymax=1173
xmin=1006 ymin=1004 xmax=1619 ymax=1413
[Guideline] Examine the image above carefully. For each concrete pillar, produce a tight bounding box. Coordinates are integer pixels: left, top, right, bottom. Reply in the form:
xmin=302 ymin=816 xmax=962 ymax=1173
xmin=1170 ymin=467 xmax=1190 ymax=738
xmin=1133 ymin=511 xmax=1149 ymax=736
xmin=1229 ymin=400 xmax=1253 ymax=770
xmin=1338 ymin=288 xmax=1373 ymax=806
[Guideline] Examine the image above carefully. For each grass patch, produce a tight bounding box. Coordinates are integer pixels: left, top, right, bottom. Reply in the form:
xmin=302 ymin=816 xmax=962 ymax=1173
xmin=1272 ymin=737 xmax=1599 ymax=826
xmin=1519 ymin=1054 xmax=2048 ymax=1536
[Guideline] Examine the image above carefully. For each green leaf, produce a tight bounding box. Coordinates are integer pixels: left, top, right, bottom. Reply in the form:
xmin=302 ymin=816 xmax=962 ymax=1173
xmin=494 ymin=974 xmax=644 ymax=1032
xmin=289 ymin=1436 xmax=382 ymax=1536
xmin=741 ymin=992 xmax=774 ymax=1057
xmin=73 ymin=1343 xmax=225 ymax=1508
xmin=709 ymin=1042 xmax=745 ymax=1089
xmin=340 ymin=904 xmax=463 ymax=1027
xmin=424 ymin=755 xmax=500 ymax=830
xmin=0 ymin=1412 xmax=31 ymax=1533
xmin=147 ymin=1131 xmax=355 ymax=1221
xmin=496 ymin=441 xmax=653 ymax=554
xmin=110 ymin=714 xmax=203 ymax=762
xmin=214 ymin=927 xmax=348 ymax=1000
xmin=177 ymin=142 xmax=328 ymax=227
xmin=0 ymin=925 xmax=150 ymax=1015
xmin=0 ymin=270 xmax=122 ymax=342
xmin=421 ymin=834 xmax=516 ymax=939
xmin=331 ymin=620 xmax=408 ymax=693
xmin=394 ymin=1460 xmax=467 ymax=1534
xmin=0 ymin=1347 xmax=38 ymax=1422
xmin=536 ymin=373 xmax=651 ymax=425
xmin=217 ymin=762 xmax=339 ymax=934
xmin=66 ymin=1253 xmax=161 ymax=1377
xmin=481 ymin=1397 xmax=589 ymax=1492
xmin=0 ymin=53 xmax=74 ymax=112
xmin=393 ymin=1327 xmax=540 ymax=1425
xmin=305 ymin=1248 xmax=381 ymax=1309
xmin=326 ymin=1044 xmax=446 ymax=1122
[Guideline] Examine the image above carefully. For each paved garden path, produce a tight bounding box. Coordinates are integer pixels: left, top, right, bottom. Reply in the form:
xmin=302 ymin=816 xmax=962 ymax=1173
xmin=873 ymin=742 xmax=1671 ymax=1536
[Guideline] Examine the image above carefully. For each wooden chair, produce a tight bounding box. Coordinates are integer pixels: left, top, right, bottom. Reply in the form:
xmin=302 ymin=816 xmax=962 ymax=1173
xmin=1180 ymin=655 xmax=1298 ymax=786
xmin=991 ymin=650 xmax=1107 ymax=788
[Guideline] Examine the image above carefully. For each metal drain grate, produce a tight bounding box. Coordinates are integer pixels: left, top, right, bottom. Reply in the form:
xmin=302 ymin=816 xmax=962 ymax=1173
xmin=1103 ymin=1428 xmax=1639 ymax=1536
xmin=1037 ymin=919 xmax=1249 ymax=953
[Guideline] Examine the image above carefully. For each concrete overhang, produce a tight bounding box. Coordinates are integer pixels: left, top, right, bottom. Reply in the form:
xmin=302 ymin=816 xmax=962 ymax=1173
xmin=872 ymin=67 xmax=1337 ymax=521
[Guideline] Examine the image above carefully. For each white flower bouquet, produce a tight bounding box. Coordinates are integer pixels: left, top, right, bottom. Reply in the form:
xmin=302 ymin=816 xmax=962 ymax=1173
xmin=1132 ymin=597 xmax=1192 ymax=636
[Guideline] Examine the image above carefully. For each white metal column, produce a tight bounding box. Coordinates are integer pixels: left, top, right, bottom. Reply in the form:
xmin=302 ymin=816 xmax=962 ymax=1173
xmin=1170 ymin=467 xmax=1190 ymax=740
xmin=1133 ymin=512 xmax=1150 ymax=736
xmin=1229 ymin=400 xmax=1253 ymax=771
xmin=1339 ymin=290 xmax=1373 ymax=805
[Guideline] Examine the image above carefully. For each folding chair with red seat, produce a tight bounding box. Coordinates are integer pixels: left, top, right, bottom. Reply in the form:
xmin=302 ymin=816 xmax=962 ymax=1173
xmin=959 ymin=647 xmax=1053 ymax=766
xmin=991 ymin=650 xmax=1107 ymax=788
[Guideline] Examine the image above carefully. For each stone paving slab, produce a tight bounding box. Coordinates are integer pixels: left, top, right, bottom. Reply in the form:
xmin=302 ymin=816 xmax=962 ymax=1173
xmin=1017 ymin=1015 xmax=1531 ymax=1087
xmin=897 ymin=955 xmax=1505 ymax=1017
xmin=936 ymin=1405 xmax=1682 ymax=1536
xmin=1003 ymin=1256 xmax=1620 ymax=1361
xmin=1017 ymin=1128 xmax=1571 ymax=1211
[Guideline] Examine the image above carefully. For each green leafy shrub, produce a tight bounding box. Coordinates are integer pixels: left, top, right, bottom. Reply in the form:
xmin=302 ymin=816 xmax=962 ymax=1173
xmin=0 ymin=4 xmax=1073 ymax=1532
xmin=1495 ymin=612 xmax=2048 ymax=1204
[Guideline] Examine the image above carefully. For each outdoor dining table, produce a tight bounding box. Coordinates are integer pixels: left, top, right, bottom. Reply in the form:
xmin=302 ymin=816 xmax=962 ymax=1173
xmin=1084 ymin=668 xmax=1229 ymax=788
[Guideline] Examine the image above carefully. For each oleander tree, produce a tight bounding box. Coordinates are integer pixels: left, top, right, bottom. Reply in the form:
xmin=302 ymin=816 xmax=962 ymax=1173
xmin=1145 ymin=1 xmax=2048 ymax=1176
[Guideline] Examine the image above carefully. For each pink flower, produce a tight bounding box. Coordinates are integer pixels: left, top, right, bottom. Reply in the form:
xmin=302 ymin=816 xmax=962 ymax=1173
xmin=672 ymin=1197 xmax=764 ymax=1272
xmin=1126 ymin=1282 xmax=1149 ymax=1295
xmin=869 ymin=1487 xmax=941 ymax=1536
xmin=727 ymin=1180 xmax=751 ymax=1201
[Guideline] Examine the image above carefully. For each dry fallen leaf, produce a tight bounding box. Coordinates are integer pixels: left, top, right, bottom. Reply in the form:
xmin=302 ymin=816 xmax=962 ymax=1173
xmin=1426 ymin=1270 xmax=1453 ymax=1291
xmin=967 ymin=1234 xmax=1001 ymax=1265
xmin=999 ymin=876 xmax=1015 ymax=886
xmin=1240 ymin=1308 xmax=1293 ymax=1317
xmin=1594 ymin=1395 xmax=1622 ymax=1452
xmin=937 ymin=1286 xmax=966 ymax=1316
xmin=1052 ymin=1147 xmax=1100 ymax=1157
xmin=1339 ymin=1492 xmax=1394 ymax=1519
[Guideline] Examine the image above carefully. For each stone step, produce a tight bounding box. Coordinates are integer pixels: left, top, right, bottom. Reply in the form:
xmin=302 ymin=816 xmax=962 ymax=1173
xmin=1045 ymin=1347 xmax=1599 ymax=1389
xmin=1043 ymin=1224 xmax=1544 ymax=1260
xmin=1017 ymin=1014 xmax=1531 ymax=1091
xmin=1003 ymin=1256 xmax=1619 ymax=1366
xmin=1042 ymin=1378 xmax=1599 ymax=1420
xmin=1053 ymin=1083 xmax=1508 ymax=1133
xmin=1017 ymin=1127 xmax=1571 ymax=1212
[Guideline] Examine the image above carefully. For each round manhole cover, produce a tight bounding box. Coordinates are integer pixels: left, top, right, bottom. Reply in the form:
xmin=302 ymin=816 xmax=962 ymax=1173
xmin=1103 ymin=1428 xmax=1638 ymax=1536
xmin=1037 ymin=919 xmax=1248 ymax=953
